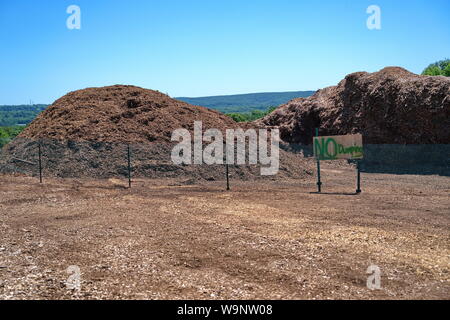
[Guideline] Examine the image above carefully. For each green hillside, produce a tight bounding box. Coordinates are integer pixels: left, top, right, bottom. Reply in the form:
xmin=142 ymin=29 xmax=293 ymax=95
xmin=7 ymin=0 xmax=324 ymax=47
xmin=0 ymin=104 xmax=47 ymax=126
xmin=176 ymin=91 xmax=315 ymax=113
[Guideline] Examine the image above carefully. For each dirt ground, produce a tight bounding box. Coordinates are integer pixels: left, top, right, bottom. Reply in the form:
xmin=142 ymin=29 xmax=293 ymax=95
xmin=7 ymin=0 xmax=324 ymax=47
xmin=0 ymin=164 xmax=449 ymax=300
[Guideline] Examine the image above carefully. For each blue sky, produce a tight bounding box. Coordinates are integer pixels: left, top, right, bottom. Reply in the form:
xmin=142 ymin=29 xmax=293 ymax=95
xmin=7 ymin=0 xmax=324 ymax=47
xmin=0 ymin=0 xmax=449 ymax=104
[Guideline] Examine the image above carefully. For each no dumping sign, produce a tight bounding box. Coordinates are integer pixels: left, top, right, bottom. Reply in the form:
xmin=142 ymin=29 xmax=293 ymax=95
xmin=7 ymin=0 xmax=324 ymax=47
xmin=314 ymin=134 xmax=363 ymax=161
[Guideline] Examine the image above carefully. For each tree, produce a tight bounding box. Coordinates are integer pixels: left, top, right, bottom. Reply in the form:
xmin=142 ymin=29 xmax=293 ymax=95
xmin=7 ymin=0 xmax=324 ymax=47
xmin=0 ymin=126 xmax=24 ymax=148
xmin=227 ymin=113 xmax=247 ymax=122
xmin=422 ymin=59 xmax=450 ymax=76
xmin=226 ymin=106 xmax=278 ymax=123
xmin=444 ymin=64 xmax=450 ymax=77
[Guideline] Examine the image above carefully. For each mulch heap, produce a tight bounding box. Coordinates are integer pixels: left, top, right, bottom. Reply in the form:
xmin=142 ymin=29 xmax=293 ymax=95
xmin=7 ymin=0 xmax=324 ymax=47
xmin=257 ymin=67 xmax=450 ymax=145
xmin=0 ymin=85 xmax=314 ymax=181
xmin=20 ymin=85 xmax=238 ymax=143
xmin=256 ymin=67 xmax=450 ymax=175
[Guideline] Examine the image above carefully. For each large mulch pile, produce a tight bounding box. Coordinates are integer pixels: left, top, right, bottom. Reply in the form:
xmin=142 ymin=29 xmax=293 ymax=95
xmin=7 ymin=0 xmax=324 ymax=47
xmin=0 ymin=85 xmax=314 ymax=180
xmin=257 ymin=67 xmax=450 ymax=144
xmin=19 ymin=85 xmax=238 ymax=143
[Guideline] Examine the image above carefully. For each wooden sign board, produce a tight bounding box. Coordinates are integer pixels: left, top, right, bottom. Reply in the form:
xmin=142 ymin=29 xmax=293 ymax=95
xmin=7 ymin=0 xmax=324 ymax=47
xmin=314 ymin=134 xmax=363 ymax=160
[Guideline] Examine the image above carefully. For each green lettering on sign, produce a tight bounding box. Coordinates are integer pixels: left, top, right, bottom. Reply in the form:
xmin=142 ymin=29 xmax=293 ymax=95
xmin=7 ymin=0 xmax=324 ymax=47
xmin=314 ymin=134 xmax=364 ymax=160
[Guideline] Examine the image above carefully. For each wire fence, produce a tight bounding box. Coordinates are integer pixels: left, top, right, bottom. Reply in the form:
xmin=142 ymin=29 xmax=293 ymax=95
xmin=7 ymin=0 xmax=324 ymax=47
xmin=283 ymin=143 xmax=450 ymax=175
xmin=0 ymin=138 xmax=449 ymax=186
xmin=0 ymin=138 xmax=270 ymax=185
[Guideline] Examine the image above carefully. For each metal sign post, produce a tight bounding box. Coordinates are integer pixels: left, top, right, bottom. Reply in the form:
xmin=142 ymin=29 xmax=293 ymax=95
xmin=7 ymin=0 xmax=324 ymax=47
xmin=315 ymin=128 xmax=322 ymax=193
xmin=356 ymin=160 xmax=361 ymax=194
xmin=313 ymin=133 xmax=364 ymax=194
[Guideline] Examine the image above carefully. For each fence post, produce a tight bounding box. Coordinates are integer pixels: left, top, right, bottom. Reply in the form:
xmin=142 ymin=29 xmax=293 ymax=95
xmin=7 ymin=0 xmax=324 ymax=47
xmin=127 ymin=144 xmax=131 ymax=188
xmin=226 ymin=163 xmax=230 ymax=191
xmin=224 ymin=142 xmax=230 ymax=191
xmin=356 ymin=160 xmax=361 ymax=194
xmin=315 ymin=128 xmax=322 ymax=193
xmin=38 ymin=142 xmax=42 ymax=183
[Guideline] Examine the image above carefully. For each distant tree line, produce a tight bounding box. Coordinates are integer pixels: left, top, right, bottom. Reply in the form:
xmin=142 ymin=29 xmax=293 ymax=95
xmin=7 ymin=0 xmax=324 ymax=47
xmin=226 ymin=106 xmax=277 ymax=122
xmin=0 ymin=104 xmax=47 ymax=126
xmin=422 ymin=59 xmax=450 ymax=76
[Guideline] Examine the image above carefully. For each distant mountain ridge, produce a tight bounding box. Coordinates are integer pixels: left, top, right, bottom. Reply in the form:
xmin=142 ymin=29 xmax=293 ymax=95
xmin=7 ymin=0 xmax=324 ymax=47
xmin=176 ymin=91 xmax=315 ymax=113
